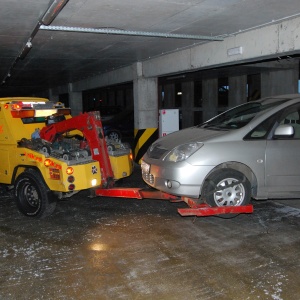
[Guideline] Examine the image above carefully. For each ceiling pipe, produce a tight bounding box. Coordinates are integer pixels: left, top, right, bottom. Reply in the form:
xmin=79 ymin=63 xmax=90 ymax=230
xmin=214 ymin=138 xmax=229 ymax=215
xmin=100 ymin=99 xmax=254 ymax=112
xmin=16 ymin=1 xmax=69 ymax=62
xmin=41 ymin=0 xmax=69 ymax=26
xmin=1 ymin=0 xmax=69 ymax=85
xmin=19 ymin=41 xmax=33 ymax=60
xmin=40 ymin=25 xmax=223 ymax=41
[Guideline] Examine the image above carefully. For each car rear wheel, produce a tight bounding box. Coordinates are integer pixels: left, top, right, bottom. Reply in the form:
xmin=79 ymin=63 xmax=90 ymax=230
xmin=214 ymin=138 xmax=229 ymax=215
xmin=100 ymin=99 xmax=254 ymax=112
xmin=202 ymin=169 xmax=251 ymax=216
xmin=14 ymin=169 xmax=57 ymax=218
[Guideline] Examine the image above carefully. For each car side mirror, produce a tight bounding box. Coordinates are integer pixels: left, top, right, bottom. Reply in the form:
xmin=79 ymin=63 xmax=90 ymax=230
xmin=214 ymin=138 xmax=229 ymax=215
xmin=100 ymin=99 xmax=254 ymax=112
xmin=274 ymin=124 xmax=294 ymax=138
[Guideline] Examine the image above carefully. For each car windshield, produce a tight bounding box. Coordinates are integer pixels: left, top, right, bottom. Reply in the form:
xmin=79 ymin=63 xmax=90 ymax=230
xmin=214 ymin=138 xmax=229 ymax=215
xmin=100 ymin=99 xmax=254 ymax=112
xmin=198 ymin=100 xmax=287 ymax=130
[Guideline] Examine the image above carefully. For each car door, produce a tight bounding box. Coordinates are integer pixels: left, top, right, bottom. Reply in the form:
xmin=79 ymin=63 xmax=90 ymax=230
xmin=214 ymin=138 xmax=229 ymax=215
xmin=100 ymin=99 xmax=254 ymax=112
xmin=265 ymin=104 xmax=300 ymax=198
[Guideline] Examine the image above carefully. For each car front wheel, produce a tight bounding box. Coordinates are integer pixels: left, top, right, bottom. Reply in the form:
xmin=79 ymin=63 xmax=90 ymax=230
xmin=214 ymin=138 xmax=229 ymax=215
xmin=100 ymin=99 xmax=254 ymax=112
xmin=202 ymin=169 xmax=251 ymax=208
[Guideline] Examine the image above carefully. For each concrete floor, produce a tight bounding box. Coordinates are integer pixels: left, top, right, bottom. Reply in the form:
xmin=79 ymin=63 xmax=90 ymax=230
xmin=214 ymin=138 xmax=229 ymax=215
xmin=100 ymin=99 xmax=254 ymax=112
xmin=1 ymin=167 xmax=300 ymax=300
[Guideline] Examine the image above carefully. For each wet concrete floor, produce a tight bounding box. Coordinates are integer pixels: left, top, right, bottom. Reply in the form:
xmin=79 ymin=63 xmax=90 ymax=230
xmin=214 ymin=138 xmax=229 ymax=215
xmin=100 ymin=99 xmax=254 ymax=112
xmin=1 ymin=167 xmax=300 ymax=300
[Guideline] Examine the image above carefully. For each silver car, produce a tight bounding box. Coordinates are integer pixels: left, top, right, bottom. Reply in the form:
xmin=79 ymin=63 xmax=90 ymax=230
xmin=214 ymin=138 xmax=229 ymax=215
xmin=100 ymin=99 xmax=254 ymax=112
xmin=141 ymin=94 xmax=300 ymax=207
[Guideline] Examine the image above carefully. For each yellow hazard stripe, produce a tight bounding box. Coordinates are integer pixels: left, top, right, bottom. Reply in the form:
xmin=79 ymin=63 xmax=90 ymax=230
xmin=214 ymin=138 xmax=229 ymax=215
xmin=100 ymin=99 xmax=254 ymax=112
xmin=133 ymin=128 xmax=158 ymax=163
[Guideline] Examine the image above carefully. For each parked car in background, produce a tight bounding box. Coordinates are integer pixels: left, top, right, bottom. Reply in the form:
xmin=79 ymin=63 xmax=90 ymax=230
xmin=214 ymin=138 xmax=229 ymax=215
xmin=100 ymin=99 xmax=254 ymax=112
xmin=101 ymin=105 xmax=134 ymax=142
xmin=98 ymin=105 xmax=123 ymax=122
xmin=142 ymin=94 xmax=300 ymax=208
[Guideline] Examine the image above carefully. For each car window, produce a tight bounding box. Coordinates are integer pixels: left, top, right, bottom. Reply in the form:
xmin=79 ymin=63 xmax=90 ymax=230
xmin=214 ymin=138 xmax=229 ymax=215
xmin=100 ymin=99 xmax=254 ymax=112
xmin=277 ymin=107 xmax=300 ymax=139
xmin=198 ymin=99 xmax=286 ymax=130
xmin=244 ymin=114 xmax=278 ymax=140
xmin=245 ymin=105 xmax=300 ymax=140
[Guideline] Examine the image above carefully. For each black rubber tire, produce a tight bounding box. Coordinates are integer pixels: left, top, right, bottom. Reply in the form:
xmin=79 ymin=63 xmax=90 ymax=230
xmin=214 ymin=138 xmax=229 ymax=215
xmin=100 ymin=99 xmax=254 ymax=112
xmin=62 ymin=153 xmax=70 ymax=161
xmin=14 ymin=169 xmax=57 ymax=218
xmin=107 ymin=144 xmax=116 ymax=152
xmin=202 ymin=169 xmax=251 ymax=217
xmin=41 ymin=145 xmax=51 ymax=155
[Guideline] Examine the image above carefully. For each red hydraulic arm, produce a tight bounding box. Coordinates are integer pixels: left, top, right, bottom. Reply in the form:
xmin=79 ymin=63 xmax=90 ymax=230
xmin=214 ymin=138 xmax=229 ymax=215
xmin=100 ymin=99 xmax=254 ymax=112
xmin=40 ymin=111 xmax=114 ymax=188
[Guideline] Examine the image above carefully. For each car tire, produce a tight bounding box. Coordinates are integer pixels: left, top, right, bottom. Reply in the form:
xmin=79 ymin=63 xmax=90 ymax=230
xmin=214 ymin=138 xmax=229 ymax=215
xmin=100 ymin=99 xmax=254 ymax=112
xmin=107 ymin=130 xmax=122 ymax=141
xmin=14 ymin=169 xmax=57 ymax=218
xmin=202 ymin=169 xmax=251 ymax=216
xmin=62 ymin=153 xmax=70 ymax=161
xmin=41 ymin=145 xmax=51 ymax=155
xmin=107 ymin=144 xmax=116 ymax=152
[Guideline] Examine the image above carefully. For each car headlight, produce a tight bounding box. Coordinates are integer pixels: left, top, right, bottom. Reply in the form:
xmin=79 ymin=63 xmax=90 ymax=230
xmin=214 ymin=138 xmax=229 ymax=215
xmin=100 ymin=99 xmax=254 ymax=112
xmin=164 ymin=142 xmax=203 ymax=162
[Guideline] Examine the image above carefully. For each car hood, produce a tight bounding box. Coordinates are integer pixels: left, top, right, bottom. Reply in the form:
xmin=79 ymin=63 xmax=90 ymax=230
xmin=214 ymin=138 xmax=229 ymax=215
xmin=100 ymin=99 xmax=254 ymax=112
xmin=154 ymin=127 xmax=229 ymax=150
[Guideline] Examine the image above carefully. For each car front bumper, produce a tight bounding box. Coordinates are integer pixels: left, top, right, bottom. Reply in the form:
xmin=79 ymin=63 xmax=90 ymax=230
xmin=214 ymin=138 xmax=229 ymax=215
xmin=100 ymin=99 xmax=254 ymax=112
xmin=141 ymin=158 xmax=214 ymax=198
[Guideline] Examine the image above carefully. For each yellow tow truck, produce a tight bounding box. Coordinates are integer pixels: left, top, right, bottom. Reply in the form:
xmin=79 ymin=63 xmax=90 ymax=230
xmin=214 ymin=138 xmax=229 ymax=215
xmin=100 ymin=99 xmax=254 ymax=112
xmin=0 ymin=97 xmax=133 ymax=218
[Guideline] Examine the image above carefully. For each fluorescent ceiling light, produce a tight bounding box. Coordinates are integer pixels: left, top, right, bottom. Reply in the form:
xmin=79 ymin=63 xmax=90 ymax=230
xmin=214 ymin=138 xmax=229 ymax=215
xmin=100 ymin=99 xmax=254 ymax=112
xmin=227 ymin=46 xmax=243 ymax=56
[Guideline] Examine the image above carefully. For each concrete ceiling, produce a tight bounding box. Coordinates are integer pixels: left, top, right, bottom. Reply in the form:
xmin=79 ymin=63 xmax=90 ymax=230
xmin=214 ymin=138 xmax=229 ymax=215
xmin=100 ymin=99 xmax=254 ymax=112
xmin=1 ymin=0 xmax=300 ymax=96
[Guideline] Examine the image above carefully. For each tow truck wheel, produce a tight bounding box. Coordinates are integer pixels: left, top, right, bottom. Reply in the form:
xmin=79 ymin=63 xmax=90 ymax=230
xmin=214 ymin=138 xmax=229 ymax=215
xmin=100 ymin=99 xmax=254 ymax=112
xmin=14 ymin=169 xmax=56 ymax=218
xmin=202 ymin=169 xmax=251 ymax=218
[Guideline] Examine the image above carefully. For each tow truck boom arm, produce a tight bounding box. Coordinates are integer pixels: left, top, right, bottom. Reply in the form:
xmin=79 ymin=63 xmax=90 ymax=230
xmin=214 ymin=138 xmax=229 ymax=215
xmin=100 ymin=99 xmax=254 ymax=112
xmin=40 ymin=111 xmax=114 ymax=187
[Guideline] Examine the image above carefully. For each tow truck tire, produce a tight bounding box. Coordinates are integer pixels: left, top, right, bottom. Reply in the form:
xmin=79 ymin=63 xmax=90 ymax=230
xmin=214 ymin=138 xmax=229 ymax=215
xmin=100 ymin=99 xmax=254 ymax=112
xmin=14 ymin=169 xmax=57 ymax=218
xmin=202 ymin=169 xmax=251 ymax=218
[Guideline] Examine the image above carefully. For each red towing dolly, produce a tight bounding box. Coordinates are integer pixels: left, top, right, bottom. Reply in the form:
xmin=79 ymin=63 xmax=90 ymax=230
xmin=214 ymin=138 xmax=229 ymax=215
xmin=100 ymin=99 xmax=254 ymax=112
xmin=95 ymin=187 xmax=254 ymax=217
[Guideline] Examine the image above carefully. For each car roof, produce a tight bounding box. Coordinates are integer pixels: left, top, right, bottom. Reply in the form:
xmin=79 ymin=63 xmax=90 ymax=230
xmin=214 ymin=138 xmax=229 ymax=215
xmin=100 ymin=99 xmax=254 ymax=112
xmin=256 ymin=94 xmax=300 ymax=104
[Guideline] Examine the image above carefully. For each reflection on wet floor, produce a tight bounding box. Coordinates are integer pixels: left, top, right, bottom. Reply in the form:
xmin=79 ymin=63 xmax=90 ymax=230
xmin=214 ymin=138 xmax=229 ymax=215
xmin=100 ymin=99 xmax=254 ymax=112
xmin=1 ymin=169 xmax=300 ymax=299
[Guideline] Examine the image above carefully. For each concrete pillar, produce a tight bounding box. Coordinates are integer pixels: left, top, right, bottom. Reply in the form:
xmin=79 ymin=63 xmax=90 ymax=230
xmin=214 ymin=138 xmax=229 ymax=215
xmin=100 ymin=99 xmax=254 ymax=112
xmin=48 ymin=89 xmax=59 ymax=102
xmin=261 ymin=63 xmax=299 ymax=97
xmin=158 ymin=85 xmax=163 ymax=109
xmin=68 ymin=84 xmax=83 ymax=116
xmin=202 ymin=78 xmax=218 ymax=122
xmin=181 ymin=81 xmax=194 ymax=128
xmin=248 ymin=74 xmax=261 ymax=100
xmin=108 ymin=90 xmax=115 ymax=105
xmin=125 ymin=88 xmax=133 ymax=107
xmin=133 ymin=62 xmax=158 ymax=129
xmin=100 ymin=90 xmax=108 ymax=104
xmin=228 ymin=75 xmax=247 ymax=108
xmin=163 ymin=83 xmax=175 ymax=108
xmin=133 ymin=62 xmax=158 ymax=163
xmin=116 ymin=89 xmax=124 ymax=106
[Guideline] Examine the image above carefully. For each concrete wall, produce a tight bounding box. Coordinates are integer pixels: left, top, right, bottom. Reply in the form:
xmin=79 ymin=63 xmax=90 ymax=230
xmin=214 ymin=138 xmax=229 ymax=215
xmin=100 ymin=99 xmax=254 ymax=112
xmin=144 ymin=17 xmax=300 ymax=78
xmin=48 ymin=15 xmax=300 ymax=126
xmin=49 ymin=16 xmax=300 ymax=95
